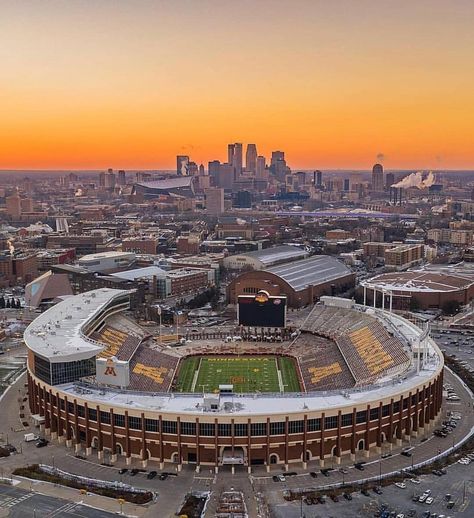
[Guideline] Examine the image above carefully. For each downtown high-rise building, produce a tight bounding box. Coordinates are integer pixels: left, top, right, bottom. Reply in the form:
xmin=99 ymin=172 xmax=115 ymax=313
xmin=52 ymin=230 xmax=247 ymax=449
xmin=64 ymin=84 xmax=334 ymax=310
xmin=177 ymin=155 xmax=189 ymax=176
xmin=256 ymin=155 xmax=266 ymax=178
xmin=245 ymin=144 xmax=257 ymax=173
xmin=270 ymin=151 xmax=289 ymax=182
xmin=372 ymin=163 xmax=384 ymax=191
xmin=117 ymin=170 xmax=126 ymax=186
xmin=385 ymin=172 xmax=395 ymax=190
xmin=227 ymin=143 xmax=243 ymax=179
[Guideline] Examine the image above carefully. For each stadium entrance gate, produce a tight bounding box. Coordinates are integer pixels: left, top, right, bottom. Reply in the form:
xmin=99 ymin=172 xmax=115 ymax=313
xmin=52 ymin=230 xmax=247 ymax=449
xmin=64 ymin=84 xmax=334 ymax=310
xmin=221 ymin=446 xmax=246 ymax=466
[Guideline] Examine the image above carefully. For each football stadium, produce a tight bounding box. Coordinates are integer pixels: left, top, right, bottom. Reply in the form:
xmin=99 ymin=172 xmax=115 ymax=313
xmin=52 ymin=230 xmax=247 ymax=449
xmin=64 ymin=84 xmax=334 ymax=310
xmin=25 ymin=288 xmax=444 ymax=472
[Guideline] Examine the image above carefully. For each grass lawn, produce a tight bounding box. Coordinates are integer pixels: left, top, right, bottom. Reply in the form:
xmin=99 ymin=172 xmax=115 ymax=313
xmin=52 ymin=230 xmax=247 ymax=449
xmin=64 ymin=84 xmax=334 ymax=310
xmin=175 ymin=355 xmax=301 ymax=393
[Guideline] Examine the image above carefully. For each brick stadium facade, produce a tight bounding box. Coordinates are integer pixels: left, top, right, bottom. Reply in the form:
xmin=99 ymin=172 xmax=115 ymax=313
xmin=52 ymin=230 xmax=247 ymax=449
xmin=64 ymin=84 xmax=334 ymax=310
xmin=25 ymin=289 xmax=444 ymax=472
xmin=27 ymin=368 xmax=443 ymax=470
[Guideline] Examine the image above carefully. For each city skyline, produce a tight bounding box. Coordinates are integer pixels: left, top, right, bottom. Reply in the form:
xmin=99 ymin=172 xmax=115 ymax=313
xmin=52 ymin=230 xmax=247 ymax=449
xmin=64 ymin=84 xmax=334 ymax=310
xmin=2 ymin=0 xmax=474 ymax=170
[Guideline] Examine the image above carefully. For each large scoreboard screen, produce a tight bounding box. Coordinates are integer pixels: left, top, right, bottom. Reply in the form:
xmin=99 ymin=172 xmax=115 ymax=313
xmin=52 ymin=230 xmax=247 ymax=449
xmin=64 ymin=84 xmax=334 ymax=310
xmin=238 ymin=291 xmax=287 ymax=328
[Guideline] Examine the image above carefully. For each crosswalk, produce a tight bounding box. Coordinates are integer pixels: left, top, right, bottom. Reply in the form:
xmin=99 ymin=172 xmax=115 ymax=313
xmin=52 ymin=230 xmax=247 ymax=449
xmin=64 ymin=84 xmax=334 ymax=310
xmin=0 ymin=491 xmax=34 ymax=509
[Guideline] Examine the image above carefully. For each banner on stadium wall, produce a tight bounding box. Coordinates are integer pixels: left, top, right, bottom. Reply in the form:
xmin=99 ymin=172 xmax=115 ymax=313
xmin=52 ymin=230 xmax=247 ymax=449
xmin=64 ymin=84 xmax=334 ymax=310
xmin=96 ymin=356 xmax=130 ymax=387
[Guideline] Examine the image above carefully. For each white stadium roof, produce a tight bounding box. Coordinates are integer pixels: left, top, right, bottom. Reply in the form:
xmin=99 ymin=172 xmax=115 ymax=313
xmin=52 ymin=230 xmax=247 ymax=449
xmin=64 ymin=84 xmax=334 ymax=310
xmin=24 ymin=288 xmax=129 ymax=363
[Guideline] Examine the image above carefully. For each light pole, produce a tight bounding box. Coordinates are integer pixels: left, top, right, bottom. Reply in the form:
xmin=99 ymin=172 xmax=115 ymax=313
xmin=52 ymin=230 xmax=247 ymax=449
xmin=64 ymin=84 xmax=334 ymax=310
xmin=157 ymin=305 xmax=162 ymax=346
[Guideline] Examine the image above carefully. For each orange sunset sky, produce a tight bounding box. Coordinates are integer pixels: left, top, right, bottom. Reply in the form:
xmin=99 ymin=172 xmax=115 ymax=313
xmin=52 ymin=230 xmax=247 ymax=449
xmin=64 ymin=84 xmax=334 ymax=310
xmin=1 ymin=0 xmax=474 ymax=170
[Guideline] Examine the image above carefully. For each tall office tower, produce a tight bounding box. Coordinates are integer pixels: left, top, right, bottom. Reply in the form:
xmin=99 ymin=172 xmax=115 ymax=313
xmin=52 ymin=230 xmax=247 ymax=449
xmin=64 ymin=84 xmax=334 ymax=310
xmin=205 ymin=187 xmax=225 ymax=215
xmin=117 ymin=170 xmax=126 ymax=186
xmin=177 ymin=155 xmax=189 ymax=176
xmin=256 ymin=155 xmax=266 ymax=178
xmin=188 ymin=161 xmax=199 ymax=176
xmin=271 ymin=150 xmax=285 ymax=168
xmin=216 ymin=163 xmax=235 ymax=189
xmin=315 ymin=170 xmax=323 ymax=187
xmin=104 ymin=170 xmax=116 ymax=188
xmin=233 ymin=143 xmax=243 ymax=179
xmin=6 ymin=191 xmax=21 ymax=219
xmin=372 ymin=163 xmax=384 ymax=191
xmin=227 ymin=144 xmax=235 ymax=165
xmin=270 ymin=151 xmax=289 ymax=182
xmin=343 ymin=178 xmax=350 ymax=191
xmin=245 ymin=144 xmax=257 ymax=173
xmin=208 ymin=160 xmax=221 ymax=185
xmin=385 ymin=172 xmax=395 ymax=190
xmin=99 ymin=171 xmax=106 ymax=187
xmin=199 ymin=164 xmax=205 ymax=176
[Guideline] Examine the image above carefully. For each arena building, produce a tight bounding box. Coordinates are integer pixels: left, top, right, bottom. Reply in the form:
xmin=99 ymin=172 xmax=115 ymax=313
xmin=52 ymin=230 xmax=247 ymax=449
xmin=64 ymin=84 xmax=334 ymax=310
xmin=25 ymin=289 xmax=443 ymax=473
xmin=227 ymin=255 xmax=355 ymax=307
xmin=361 ymin=271 xmax=474 ymax=311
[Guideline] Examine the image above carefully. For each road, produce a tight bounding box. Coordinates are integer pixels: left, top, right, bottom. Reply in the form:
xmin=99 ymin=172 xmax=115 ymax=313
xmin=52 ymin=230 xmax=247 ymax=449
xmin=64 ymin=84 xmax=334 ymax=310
xmin=0 ymin=484 xmax=119 ymax=517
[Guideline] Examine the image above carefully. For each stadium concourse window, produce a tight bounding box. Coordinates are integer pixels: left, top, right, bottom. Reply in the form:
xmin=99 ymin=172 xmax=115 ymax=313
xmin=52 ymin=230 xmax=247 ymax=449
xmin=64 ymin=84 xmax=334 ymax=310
xmin=128 ymin=416 xmax=142 ymax=430
xmin=218 ymin=424 xmax=232 ymax=436
xmin=100 ymin=411 xmax=111 ymax=424
xmin=67 ymin=402 xmax=74 ymax=414
xmin=324 ymin=416 xmax=338 ymax=430
xmin=382 ymin=404 xmax=391 ymax=417
xmin=199 ymin=423 xmax=215 ymax=436
xmin=77 ymin=405 xmax=85 ymax=418
xmin=162 ymin=421 xmax=177 ymax=434
xmin=270 ymin=422 xmax=285 ymax=435
xmin=341 ymin=413 xmax=353 ymax=427
xmin=145 ymin=419 xmax=159 ymax=432
xmin=250 ymin=423 xmax=267 ymax=436
xmin=393 ymin=401 xmax=401 ymax=413
xmin=370 ymin=408 xmax=380 ymax=421
xmin=289 ymin=420 xmax=304 ymax=434
xmin=234 ymin=423 xmax=248 ymax=436
xmin=113 ymin=414 xmax=125 ymax=428
xmin=88 ymin=408 xmax=97 ymax=421
xmin=307 ymin=418 xmax=321 ymax=432
xmin=34 ymin=354 xmax=52 ymax=384
xmin=50 ymin=358 xmax=95 ymax=385
xmin=356 ymin=410 xmax=367 ymax=424
xmin=180 ymin=422 xmax=196 ymax=435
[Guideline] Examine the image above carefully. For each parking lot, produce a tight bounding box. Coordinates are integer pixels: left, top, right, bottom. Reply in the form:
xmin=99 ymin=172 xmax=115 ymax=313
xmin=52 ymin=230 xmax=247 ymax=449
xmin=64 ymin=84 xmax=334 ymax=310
xmin=431 ymin=328 xmax=474 ymax=373
xmin=269 ymin=457 xmax=474 ymax=517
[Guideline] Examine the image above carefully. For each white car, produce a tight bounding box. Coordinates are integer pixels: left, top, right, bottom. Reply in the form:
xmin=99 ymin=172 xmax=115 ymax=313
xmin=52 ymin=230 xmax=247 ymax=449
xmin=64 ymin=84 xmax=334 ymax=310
xmin=426 ymin=496 xmax=434 ymax=505
xmin=419 ymin=494 xmax=428 ymax=503
xmin=395 ymin=482 xmax=406 ymax=489
xmin=410 ymin=478 xmax=421 ymax=484
xmin=458 ymin=458 xmax=470 ymax=464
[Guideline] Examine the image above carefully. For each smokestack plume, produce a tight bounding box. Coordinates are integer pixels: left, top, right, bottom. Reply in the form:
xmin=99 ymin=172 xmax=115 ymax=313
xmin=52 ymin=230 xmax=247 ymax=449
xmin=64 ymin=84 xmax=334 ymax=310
xmin=392 ymin=171 xmax=435 ymax=189
xmin=6 ymin=239 xmax=14 ymax=256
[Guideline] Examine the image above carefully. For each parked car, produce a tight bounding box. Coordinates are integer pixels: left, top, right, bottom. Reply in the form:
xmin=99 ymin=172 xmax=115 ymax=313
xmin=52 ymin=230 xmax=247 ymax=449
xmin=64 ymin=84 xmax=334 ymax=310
xmin=309 ymin=471 xmax=317 ymax=478
xmin=130 ymin=468 xmax=139 ymax=476
xmin=35 ymin=438 xmax=48 ymax=448
xmin=374 ymin=486 xmax=383 ymax=494
xmin=118 ymin=468 xmax=128 ymax=475
xmin=343 ymin=493 xmax=352 ymax=501
xmin=395 ymin=482 xmax=407 ymax=489
xmin=147 ymin=471 xmax=157 ymax=479
xmin=159 ymin=473 xmax=168 ymax=480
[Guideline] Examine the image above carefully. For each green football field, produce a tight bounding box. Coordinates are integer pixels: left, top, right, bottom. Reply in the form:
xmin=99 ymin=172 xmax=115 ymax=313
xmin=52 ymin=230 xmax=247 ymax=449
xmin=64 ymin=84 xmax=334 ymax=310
xmin=175 ymin=355 xmax=301 ymax=393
